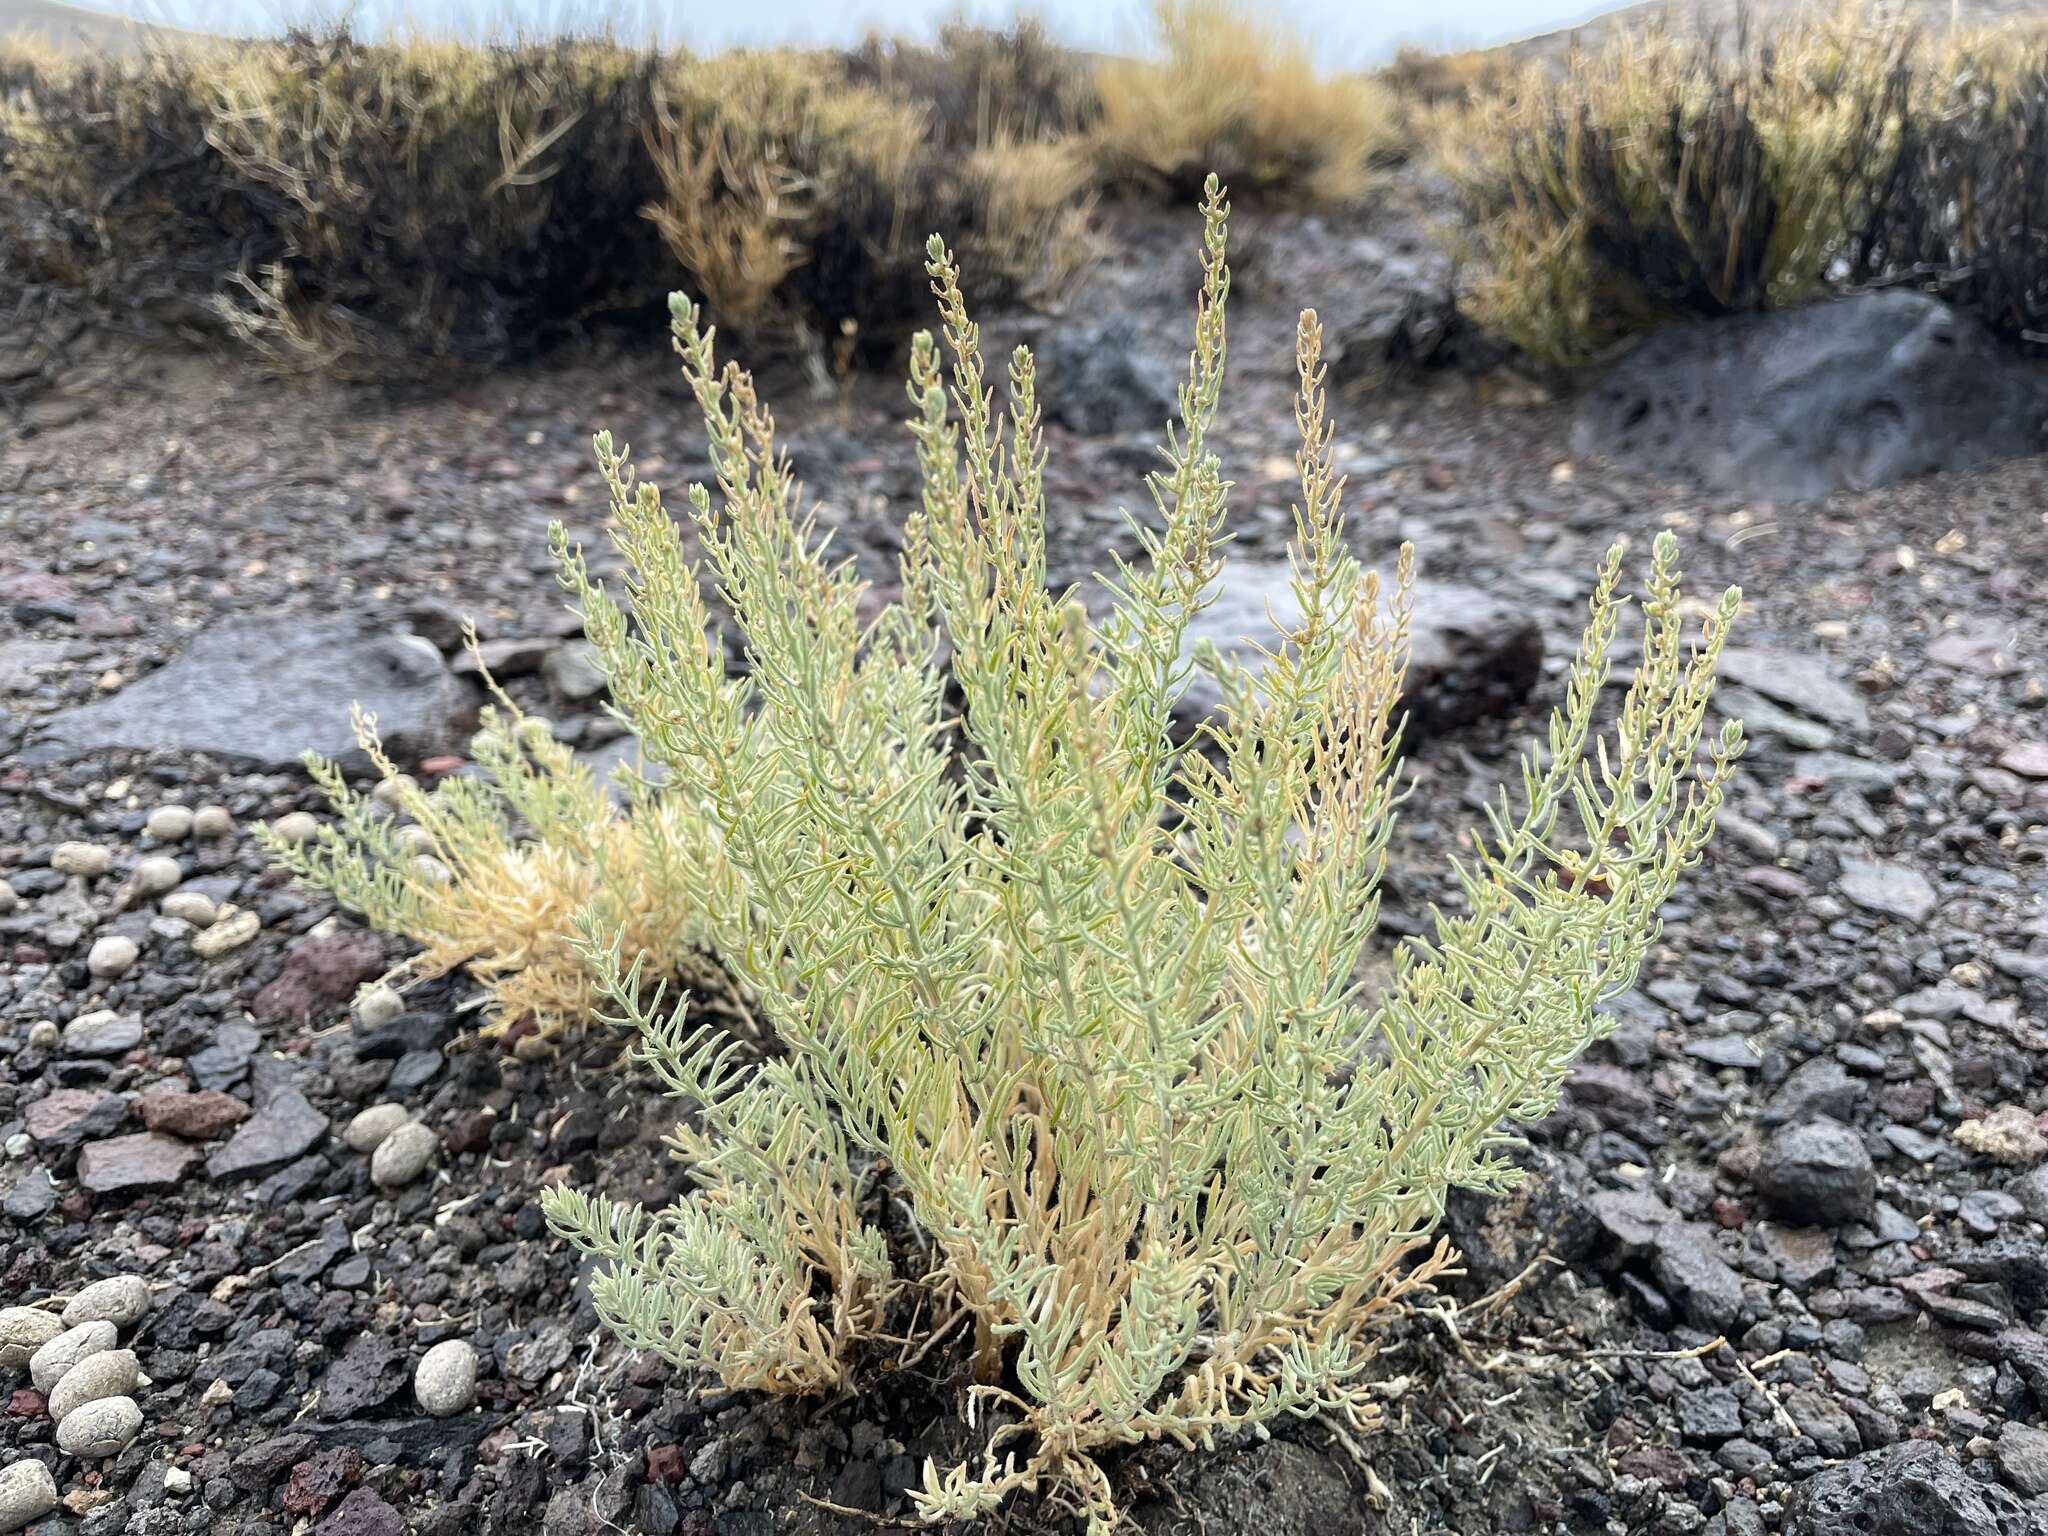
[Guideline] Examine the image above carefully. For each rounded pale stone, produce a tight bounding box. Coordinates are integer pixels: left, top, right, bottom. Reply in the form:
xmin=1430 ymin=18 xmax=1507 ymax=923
xmin=345 ymin=1104 xmax=413 ymax=1154
xmin=191 ymin=910 xmax=260 ymax=958
xmin=0 ymin=881 xmax=15 ymax=916
xmin=46 ymin=1348 xmax=139 ymax=1423
xmin=267 ymin=812 xmax=319 ymax=846
xmin=131 ymin=855 xmax=182 ymax=897
xmin=160 ymin=892 xmax=217 ymax=927
xmin=0 ymin=1309 xmax=63 ymax=1370
xmin=61 ymin=1275 xmax=149 ymax=1330
xmin=144 ymin=805 xmax=194 ymax=841
xmin=24 ymin=1022 xmax=58 ymax=1053
xmin=0 ymin=1458 xmax=57 ymax=1532
xmin=191 ymin=805 xmax=234 ymax=839
xmin=54 ymin=1395 xmax=142 ymax=1457
xmin=371 ymin=775 xmax=417 ymax=806
xmin=351 ymin=983 xmax=405 ymax=1032
xmin=50 ymin=843 xmax=111 ymax=878
xmin=29 ymin=1321 xmax=118 ymax=1393
xmin=370 ymin=1121 xmax=438 ymax=1188
xmin=414 ymin=1339 xmax=477 ymax=1417
xmin=86 ymin=936 xmax=140 ymax=979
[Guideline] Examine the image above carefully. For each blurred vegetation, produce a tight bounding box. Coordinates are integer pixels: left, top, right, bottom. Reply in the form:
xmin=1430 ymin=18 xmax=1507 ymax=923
xmin=0 ymin=5 xmax=1408 ymax=378
xmin=1092 ymin=0 xmax=1405 ymax=203
xmin=1434 ymin=1 xmax=2048 ymax=364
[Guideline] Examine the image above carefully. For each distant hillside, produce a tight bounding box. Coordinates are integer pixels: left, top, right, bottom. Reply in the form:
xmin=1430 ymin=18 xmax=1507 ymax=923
xmin=1498 ymin=0 xmax=2043 ymax=64
xmin=0 ymin=0 xmax=210 ymax=53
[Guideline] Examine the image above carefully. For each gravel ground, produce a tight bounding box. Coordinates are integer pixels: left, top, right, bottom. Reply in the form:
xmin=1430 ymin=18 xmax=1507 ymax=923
xmin=1 ymin=182 xmax=2046 ymax=1536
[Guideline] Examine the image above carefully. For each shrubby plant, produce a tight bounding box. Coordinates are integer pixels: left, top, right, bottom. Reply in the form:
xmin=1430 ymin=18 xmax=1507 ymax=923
xmin=1439 ymin=1 xmax=2048 ymax=363
xmin=532 ymin=179 xmax=1742 ymax=1528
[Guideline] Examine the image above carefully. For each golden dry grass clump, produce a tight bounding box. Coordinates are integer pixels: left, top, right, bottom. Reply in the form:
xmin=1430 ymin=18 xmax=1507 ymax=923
xmin=1093 ymin=0 xmax=1405 ymax=203
xmin=261 ymin=677 xmax=731 ymax=1052
xmin=1437 ymin=1 xmax=2048 ymax=362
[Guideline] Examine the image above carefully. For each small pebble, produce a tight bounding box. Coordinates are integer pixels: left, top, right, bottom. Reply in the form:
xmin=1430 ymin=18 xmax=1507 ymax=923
xmin=393 ymin=825 xmax=435 ymax=856
xmin=159 ymin=892 xmax=217 ymax=927
xmin=266 ymin=811 xmax=319 ymax=846
xmin=143 ymin=805 xmax=194 ymax=841
xmin=412 ymin=855 xmax=451 ymax=885
xmin=61 ymin=1275 xmax=149 ymax=1330
xmin=0 ymin=1309 xmax=64 ymax=1370
xmin=414 ymin=1339 xmax=478 ymax=1417
xmin=0 ymin=1458 xmax=57 ymax=1533
xmin=0 ymin=881 xmax=15 ymax=916
xmin=50 ymin=843 xmax=111 ymax=878
xmin=370 ymin=1121 xmax=439 ymax=1188
xmin=162 ymin=1465 xmax=193 ymax=1497
xmin=131 ymin=855 xmax=182 ymax=897
xmin=371 ymin=775 xmax=418 ymax=806
xmin=54 ymin=1395 xmax=141 ymax=1458
xmin=191 ymin=910 xmax=260 ymax=958
xmin=86 ymin=936 xmax=140 ymax=980
xmin=25 ymin=1022 xmax=58 ymax=1053
xmin=29 ymin=1321 xmax=118 ymax=1393
xmin=191 ymin=805 xmax=234 ymax=839
xmin=345 ymin=1103 xmax=414 ymax=1153
xmin=352 ymin=983 xmax=405 ymax=1032
xmin=46 ymin=1349 xmax=139 ymax=1424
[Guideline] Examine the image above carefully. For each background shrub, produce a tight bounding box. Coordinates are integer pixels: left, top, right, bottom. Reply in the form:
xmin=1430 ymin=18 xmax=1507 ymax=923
xmin=1439 ymin=2 xmax=2048 ymax=364
xmin=1091 ymin=0 xmax=1404 ymax=204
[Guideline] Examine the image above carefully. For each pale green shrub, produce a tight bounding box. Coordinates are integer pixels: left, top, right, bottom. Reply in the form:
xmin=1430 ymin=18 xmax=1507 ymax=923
xmin=539 ymin=178 xmax=1743 ymax=1529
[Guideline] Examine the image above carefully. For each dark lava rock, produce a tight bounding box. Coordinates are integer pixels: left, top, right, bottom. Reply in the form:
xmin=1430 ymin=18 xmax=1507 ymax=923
xmin=1651 ymin=1222 xmax=1748 ymax=1331
xmin=1444 ymin=1145 xmax=1600 ymax=1287
xmin=1784 ymin=1437 xmax=2040 ymax=1535
xmin=1763 ymin=1059 xmax=1863 ymax=1127
xmin=1123 ymin=566 xmax=1543 ymax=747
xmin=1574 ymin=291 xmax=2047 ymax=499
xmin=313 ymin=1488 xmax=406 ymax=1536
xmin=76 ymin=1131 xmax=202 ymax=1194
xmin=1038 ymin=316 xmax=1177 ymax=436
xmin=207 ymin=1087 xmax=328 ymax=1179
xmin=319 ymin=1334 xmax=412 ymax=1419
xmin=1756 ymin=1121 xmax=1876 ymax=1226
xmin=3 ymin=1169 xmax=57 ymax=1222
xmin=1676 ymin=1385 xmax=1743 ymax=1444
xmin=25 ymin=1087 xmax=128 ymax=1153
xmin=352 ymin=1010 xmax=455 ymax=1061
xmin=27 ymin=616 xmax=475 ymax=770
xmin=254 ymin=930 xmax=387 ymax=1026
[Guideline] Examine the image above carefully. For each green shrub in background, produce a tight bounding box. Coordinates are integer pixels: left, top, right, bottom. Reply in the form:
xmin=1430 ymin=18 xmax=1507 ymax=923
xmin=1437 ymin=1 xmax=2048 ymax=364
xmin=522 ymin=180 xmax=1743 ymax=1530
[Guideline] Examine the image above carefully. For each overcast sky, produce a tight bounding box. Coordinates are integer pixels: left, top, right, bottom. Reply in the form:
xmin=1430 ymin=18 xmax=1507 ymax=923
xmin=89 ymin=0 xmax=1629 ymax=66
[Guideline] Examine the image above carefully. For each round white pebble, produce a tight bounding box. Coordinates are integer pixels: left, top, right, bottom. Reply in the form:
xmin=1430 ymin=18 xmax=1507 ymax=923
xmin=351 ymin=982 xmax=405 ymax=1032
xmin=55 ymin=1394 xmax=142 ymax=1458
xmin=24 ymin=1022 xmax=58 ymax=1053
xmin=163 ymin=1465 xmax=193 ymax=1496
xmin=267 ymin=812 xmax=319 ymax=845
xmin=61 ymin=1275 xmax=149 ymax=1330
xmin=0 ymin=1458 xmax=57 ymax=1533
xmin=131 ymin=855 xmax=182 ymax=897
xmin=159 ymin=891 xmax=217 ymax=928
xmin=370 ymin=1120 xmax=439 ymax=1188
xmin=0 ymin=1309 xmax=63 ymax=1370
xmin=414 ymin=1339 xmax=478 ymax=1417
xmin=191 ymin=805 xmax=234 ymax=839
xmin=29 ymin=1320 xmax=117 ymax=1393
xmin=371 ymin=775 xmax=417 ymax=806
xmin=86 ymin=935 xmax=140 ymax=980
xmin=46 ymin=1348 xmax=138 ymax=1424
xmin=345 ymin=1103 xmax=414 ymax=1154
xmin=393 ymin=825 xmax=435 ymax=857
xmin=144 ymin=805 xmax=194 ymax=841
xmin=0 ymin=881 xmax=15 ymax=916
xmin=50 ymin=843 xmax=111 ymax=878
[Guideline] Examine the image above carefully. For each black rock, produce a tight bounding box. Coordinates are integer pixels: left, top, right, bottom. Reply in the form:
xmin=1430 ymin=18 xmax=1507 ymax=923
xmin=1038 ymin=317 xmax=1177 ymax=436
xmin=207 ymin=1088 xmax=328 ymax=1179
xmin=319 ymin=1333 xmax=412 ymax=1419
xmin=1756 ymin=1121 xmax=1876 ymax=1227
xmin=1785 ymin=1438 xmax=2039 ymax=1535
xmin=1575 ymin=291 xmax=2048 ymax=500
xmin=27 ymin=616 xmax=475 ymax=771
xmin=1676 ymin=1385 xmax=1743 ymax=1444
xmin=1651 ymin=1222 xmax=1748 ymax=1332
xmin=352 ymin=1010 xmax=455 ymax=1062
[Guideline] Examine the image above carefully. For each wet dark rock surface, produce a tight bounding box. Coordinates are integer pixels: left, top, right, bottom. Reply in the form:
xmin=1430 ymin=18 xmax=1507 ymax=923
xmin=2 ymin=186 xmax=2047 ymax=1535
